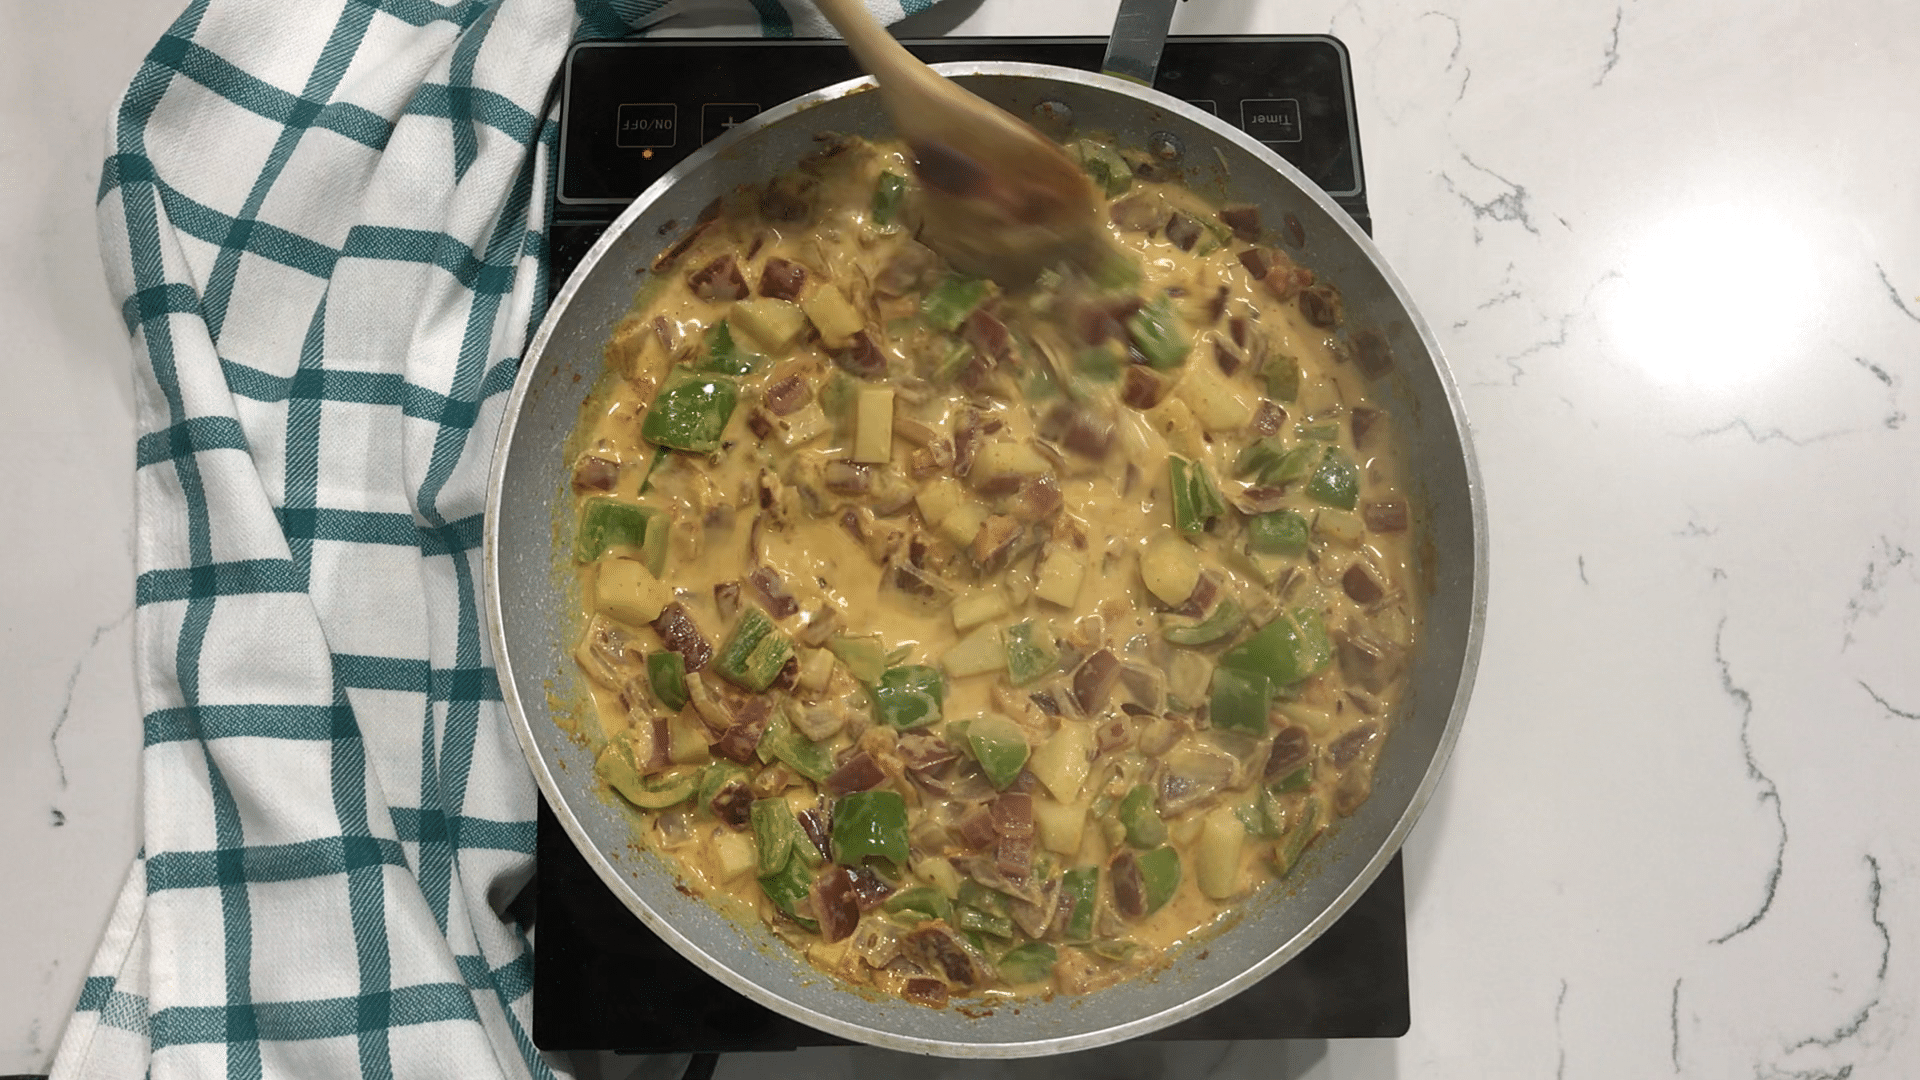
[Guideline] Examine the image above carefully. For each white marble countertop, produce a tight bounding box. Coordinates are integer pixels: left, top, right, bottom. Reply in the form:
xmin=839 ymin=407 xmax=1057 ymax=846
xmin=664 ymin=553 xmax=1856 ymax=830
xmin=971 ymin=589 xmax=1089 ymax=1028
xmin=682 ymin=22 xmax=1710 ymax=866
xmin=5 ymin=0 xmax=1916 ymax=1076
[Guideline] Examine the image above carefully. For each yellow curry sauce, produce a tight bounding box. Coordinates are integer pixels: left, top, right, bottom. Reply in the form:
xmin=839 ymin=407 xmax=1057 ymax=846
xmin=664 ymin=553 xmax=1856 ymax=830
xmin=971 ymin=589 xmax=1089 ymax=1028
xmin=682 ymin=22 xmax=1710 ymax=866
xmin=564 ymin=135 xmax=1418 ymax=1007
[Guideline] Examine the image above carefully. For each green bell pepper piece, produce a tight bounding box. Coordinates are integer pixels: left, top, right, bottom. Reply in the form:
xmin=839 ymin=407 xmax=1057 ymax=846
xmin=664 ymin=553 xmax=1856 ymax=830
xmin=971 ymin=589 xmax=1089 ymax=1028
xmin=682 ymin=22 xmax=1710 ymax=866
xmin=696 ymin=320 xmax=761 ymax=376
xmin=1002 ymin=620 xmax=1059 ymax=686
xmin=1136 ymin=846 xmax=1182 ymax=915
xmin=1163 ymin=597 xmax=1244 ymax=646
xmin=1235 ymin=788 xmax=1285 ymax=839
xmin=647 ymin=651 xmax=690 ymax=711
xmin=1061 ymin=867 xmax=1099 ymax=941
xmin=956 ymin=880 xmax=1008 ymax=916
xmin=758 ymin=854 xmax=819 ymax=931
xmin=1270 ymin=762 xmax=1313 ymax=795
xmin=869 ymin=664 xmax=945 ymax=730
xmin=832 ymin=790 xmax=910 ymax=866
xmin=1168 ymin=455 xmax=1227 ymax=534
xmin=1076 ymin=346 xmax=1123 ymax=382
xmin=641 ymin=370 xmax=739 ymax=454
xmin=827 ymin=635 xmax=887 ymax=685
xmin=921 ymin=275 xmax=990 ymax=332
xmin=756 ymin=708 xmax=833 ymax=782
xmin=1220 ymin=609 xmax=1332 ymax=687
xmin=884 ymin=885 xmax=954 ymax=926
xmin=1117 ymin=784 xmax=1167 ymax=849
xmin=1306 ymin=447 xmax=1360 ymax=510
xmin=956 ymin=905 xmax=1014 ymax=939
xmin=996 ymin=942 xmax=1058 ymax=984
xmin=1298 ymin=419 xmax=1340 ymax=442
xmin=696 ymin=761 xmax=751 ymax=812
xmin=1074 ymin=141 xmax=1133 ymax=197
xmin=1263 ymin=353 xmax=1301 ymax=402
xmin=750 ymin=798 xmax=801 ymax=874
xmin=1127 ymin=293 xmax=1190 ymax=370
xmin=575 ymin=497 xmax=667 ymax=573
xmin=1274 ymin=797 xmax=1322 ymax=878
xmin=1209 ymin=666 xmax=1273 ymax=735
xmin=1233 ymin=436 xmax=1288 ymax=480
xmin=595 ymin=745 xmax=696 ymax=810
xmin=966 ymin=713 xmax=1030 ymax=791
xmin=872 ymin=171 xmax=908 ymax=225
xmin=637 ymin=444 xmax=670 ymax=496
xmin=1247 ymin=510 xmax=1310 ymax=556
xmin=714 ymin=607 xmax=794 ymax=693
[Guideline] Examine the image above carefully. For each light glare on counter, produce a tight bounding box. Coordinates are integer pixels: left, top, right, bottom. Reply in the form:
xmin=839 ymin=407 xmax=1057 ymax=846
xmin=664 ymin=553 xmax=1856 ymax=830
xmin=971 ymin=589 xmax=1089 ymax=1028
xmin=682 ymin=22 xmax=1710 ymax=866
xmin=1601 ymin=204 xmax=1822 ymax=387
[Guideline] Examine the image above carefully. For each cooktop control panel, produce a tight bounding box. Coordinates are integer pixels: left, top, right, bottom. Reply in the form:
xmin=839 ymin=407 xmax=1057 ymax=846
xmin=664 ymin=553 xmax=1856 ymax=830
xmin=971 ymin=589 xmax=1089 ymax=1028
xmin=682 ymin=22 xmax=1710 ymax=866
xmin=552 ymin=36 xmax=1367 ymax=280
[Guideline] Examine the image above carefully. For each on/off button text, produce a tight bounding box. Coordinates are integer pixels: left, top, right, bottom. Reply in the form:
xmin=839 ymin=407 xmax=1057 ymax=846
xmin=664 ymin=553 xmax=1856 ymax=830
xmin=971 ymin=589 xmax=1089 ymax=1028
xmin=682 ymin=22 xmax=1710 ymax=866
xmin=1240 ymin=98 xmax=1304 ymax=145
xmin=616 ymin=103 xmax=676 ymax=149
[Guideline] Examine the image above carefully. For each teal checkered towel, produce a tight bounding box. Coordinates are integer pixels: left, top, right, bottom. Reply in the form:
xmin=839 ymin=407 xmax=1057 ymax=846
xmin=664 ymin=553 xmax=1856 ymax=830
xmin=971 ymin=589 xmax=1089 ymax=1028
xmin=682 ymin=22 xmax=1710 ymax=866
xmin=53 ymin=2 xmax=934 ymax=1077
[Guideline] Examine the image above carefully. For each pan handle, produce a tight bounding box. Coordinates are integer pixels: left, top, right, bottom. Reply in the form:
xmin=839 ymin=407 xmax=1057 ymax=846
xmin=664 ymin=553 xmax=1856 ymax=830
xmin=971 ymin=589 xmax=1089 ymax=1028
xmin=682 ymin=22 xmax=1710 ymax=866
xmin=1100 ymin=0 xmax=1181 ymax=86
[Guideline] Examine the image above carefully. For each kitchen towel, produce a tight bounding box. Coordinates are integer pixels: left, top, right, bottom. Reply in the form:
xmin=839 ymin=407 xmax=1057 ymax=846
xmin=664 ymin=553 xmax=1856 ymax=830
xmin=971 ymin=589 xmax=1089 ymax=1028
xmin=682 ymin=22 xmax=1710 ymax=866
xmin=52 ymin=2 xmax=939 ymax=1078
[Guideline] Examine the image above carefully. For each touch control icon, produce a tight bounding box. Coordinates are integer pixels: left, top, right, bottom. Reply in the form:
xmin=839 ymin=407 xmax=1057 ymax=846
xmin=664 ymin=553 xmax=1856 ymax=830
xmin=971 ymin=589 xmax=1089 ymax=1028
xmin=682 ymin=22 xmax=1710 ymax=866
xmin=701 ymin=102 xmax=762 ymax=143
xmin=616 ymin=103 xmax=676 ymax=149
xmin=1240 ymin=98 xmax=1304 ymax=144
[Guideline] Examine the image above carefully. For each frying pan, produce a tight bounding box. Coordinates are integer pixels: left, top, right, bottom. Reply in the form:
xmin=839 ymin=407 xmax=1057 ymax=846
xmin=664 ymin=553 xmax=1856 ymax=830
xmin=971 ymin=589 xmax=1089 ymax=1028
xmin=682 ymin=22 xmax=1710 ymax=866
xmin=484 ymin=60 xmax=1487 ymax=1057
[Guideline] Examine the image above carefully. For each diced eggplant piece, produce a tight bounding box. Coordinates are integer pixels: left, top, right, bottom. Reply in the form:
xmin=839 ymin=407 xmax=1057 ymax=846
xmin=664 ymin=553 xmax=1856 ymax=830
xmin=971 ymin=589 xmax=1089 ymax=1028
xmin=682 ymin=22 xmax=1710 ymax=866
xmin=1233 ymin=485 xmax=1290 ymax=515
xmin=825 ymin=750 xmax=887 ymax=795
xmin=961 ymin=308 xmax=1013 ymax=363
xmin=1109 ymin=194 xmax=1169 ymax=233
xmin=1121 ymin=366 xmax=1169 ymax=410
xmin=688 ymin=254 xmax=749 ymax=301
xmin=1237 ymin=248 xmax=1271 ymax=280
xmin=1363 ymin=500 xmax=1410 ymax=533
xmin=1350 ymin=405 xmax=1381 ymax=448
xmin=1335 ymin=628 xmax=1404 ymax=693
xmin=1219 ymin=204 xmax=1261 ymax=241
xmin=1165 ymin=212 xmax=1203 ymax=251
xmin=971 ymin=514 xmax=1024 ymax=567
xmin=651 ymin=602 xmax=713 ymax=672
xmin=1213 ymin=339 xmax=1243 ymax=377
xmin=713 ymin=717 xmax=768 ymax=764
xmin=798 ymin=806 xmax=834 ymax=862
xmin=1010 ymin=475 xmax=1063 ymax=522
xmin=1072 ymin=649 xmax=1121 ymax=715
xmin=746 ymin=567 xmax=799 ymax=619
xmin=812 ymin=865 xmax=861 ymax=943
xmin=992 ymin=792 xmax=1034 ymax=837
xmin=1299 ymin=283 xmax=1344 ymax=328
xmin=1342 ymin=563 xmax=1384 ymax=606
xmin=759 ymin=174 xmax=816 ymax=223
xmin=1251 ymin=399 xmax=1286 ymax=437
xmin=908 ymin=924 xmax=982 ymax=988
xmin=1110 ymin=849 xmax=1148 ymax=919
xmin=710 ymin=781 xmax=754 ymax=829
xmin=763 ymin=373 xmax=812 ymax=416
xmin=831 ymin=330 xmax=888 ymax=380
xmin=902 ymin=978 xmax=949 ymax=1007
xmin=571 ymin=455 xmax=619 ymax=492
xmin=758 ymin=257 xmax=808 ymax=301
xmin=996 ymin=834 xmax=1034 ymax=880
xmin=846 ymin=865 xmax=895 ymax=911
xmin=714 ymin=581 xmax=742 ymax=622
xmin=1264 ymin=725 xmax=1312 ymax=781
xmin=956 ymin=805 xmax=999 ymax=850
xmin=1329 ymin=721 xmax=1382 ymax=767
xmin=1157 ymin=745 xmax=1237 ymax=815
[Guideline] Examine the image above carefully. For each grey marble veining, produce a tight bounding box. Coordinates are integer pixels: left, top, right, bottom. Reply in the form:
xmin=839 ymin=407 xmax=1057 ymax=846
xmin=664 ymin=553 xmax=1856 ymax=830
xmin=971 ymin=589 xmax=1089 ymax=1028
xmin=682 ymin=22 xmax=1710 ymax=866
xmin=6 ymin=0 xmax=1918 ymax=1075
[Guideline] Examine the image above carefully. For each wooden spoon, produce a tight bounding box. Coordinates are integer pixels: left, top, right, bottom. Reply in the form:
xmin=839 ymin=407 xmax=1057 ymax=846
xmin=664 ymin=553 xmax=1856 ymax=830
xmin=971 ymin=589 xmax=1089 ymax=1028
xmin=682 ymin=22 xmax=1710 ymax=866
xmin=813 ymin=0 xmax=1105 ymax=285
